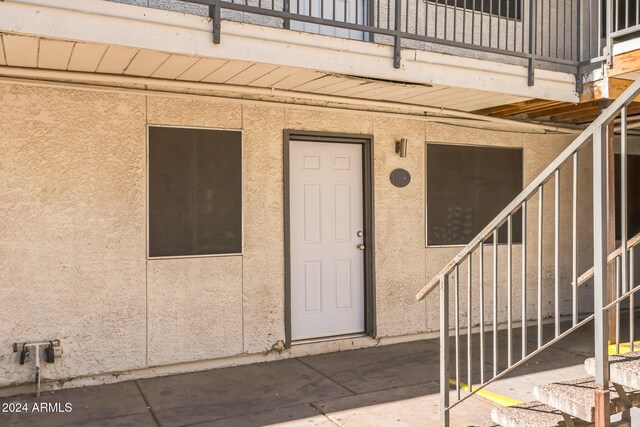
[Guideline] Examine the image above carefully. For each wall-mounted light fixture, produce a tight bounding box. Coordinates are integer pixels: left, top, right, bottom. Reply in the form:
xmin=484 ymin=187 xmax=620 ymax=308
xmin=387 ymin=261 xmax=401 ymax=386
xmin=395 ymin=138 xmax=408 ymax=158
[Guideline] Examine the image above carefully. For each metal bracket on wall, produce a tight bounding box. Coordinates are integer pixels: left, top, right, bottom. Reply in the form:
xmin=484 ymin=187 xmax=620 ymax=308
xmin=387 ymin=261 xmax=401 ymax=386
xmin=209 ymin=1 xmax=221 ymax=44
xmin=527 ymin=58 xmax=535 ymax=87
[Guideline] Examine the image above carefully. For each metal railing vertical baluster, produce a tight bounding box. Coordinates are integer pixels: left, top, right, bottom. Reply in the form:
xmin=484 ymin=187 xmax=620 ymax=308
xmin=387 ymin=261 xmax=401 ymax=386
xmin=440 ymin=274 xmax=450 ymax=427
xmin=575 ymin=0 xmax=580 ymax=61
xmin=616 ymin=256 xmax=621 ymax=354
xmin=394 ymin=0 xmax=402 ymax=67
xmin=554 ymin=169 xmax=560 ymax=337
xmin=521 ymin=0 xmax=525 ymax=54
xmin=425 ymin=0 xmax=430 ymax=36
xmin=497 ymin=0 xmax=501 ymax=49
xmin=472 ymin=0 xmax=476 ymax=44
xmin=527 ymin=0 xmax=536 ymax=85
xmin=549 ymin=0 xmax=560 ymax=58
xmin=596 ymin=0 xmax=601 ymax=58
xmin=507 ymin=214 xmax=513 ymax=367
xmin=453 ymin=0 xmax=457 ymax=41
xmin=480 ymin=0 xmax=484 ymax=46
xmin=435 ymin=0 xmax=439 ymax=37
xmin=541 ymin=0 xmax=545 ymax=56
xmin=572 ymin=152 xmax=579 ymax=326
xmin=569 ymin=0 xmax=573 ymax=60
xmin=405 ymin=0 xmax=409 ymax=33
xmin=479 ymin=241 xmax=485 ymax=384
xmin=489 ymin=0 xmax=493 ymax=47
xmin=415 ymin=0 xmax=419 ymax=35
xmin=493 ymin=229 xmax=498 ymax=377
xmin=564 ymin=0 xmax=568 ymax=59
xmin=455 ymin=264 xmax=461 ymax=400
xmin=522 ymin=201 xmax=528 ymax=358
xmin=538 ymin=186 xmax=544 ymax=347
xmin=445 ymin=0 xmax=449 ymax=39
xmin=506 ymin=0 xmax=511 ymax=50
xmin=467 ymin=255 xmax=473 ymax=392
xmin=547 ymin=0 xmax=551 ymax=56
xmin=622 ymin=107 xmax=629 ymax=349
xmin=344 ymin=0 xmax=348 ymax=23
xmin=462 ymin=0 xmax=467 ymax=44
xmin=627 ymin=0 xmax=630 ymax=29
xmin=631 ymin=247 xmax=636 ymax=352
xmin=588 ymin=0 xmax=592 ymax=59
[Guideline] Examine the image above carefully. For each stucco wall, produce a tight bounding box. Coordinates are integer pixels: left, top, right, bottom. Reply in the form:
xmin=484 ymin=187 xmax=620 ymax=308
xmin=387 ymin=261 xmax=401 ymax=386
xmin=1 ymin=80 xmax=587 ymax=390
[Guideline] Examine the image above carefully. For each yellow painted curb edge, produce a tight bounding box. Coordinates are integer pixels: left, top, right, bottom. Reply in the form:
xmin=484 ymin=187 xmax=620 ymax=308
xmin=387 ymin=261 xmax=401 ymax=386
xmin=608 ymin=340 xmax=640 ymax=355
xmin=449 ymin=379 xmax=522 ymax=407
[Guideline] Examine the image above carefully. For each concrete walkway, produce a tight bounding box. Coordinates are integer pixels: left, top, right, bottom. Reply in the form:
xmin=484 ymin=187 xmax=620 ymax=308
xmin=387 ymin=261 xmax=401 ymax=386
xmin=0 ymin=320 xmax=605 ymax=427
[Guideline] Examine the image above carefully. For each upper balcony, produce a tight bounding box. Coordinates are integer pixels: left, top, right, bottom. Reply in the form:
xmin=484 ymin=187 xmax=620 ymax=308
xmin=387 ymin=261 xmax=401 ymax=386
xmin=1 ymin=0 xmax=639 ymax=120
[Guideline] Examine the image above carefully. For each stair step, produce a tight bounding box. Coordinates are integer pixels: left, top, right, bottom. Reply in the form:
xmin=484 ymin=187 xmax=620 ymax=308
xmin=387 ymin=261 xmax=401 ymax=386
xmin=534 ymin=376 xmax=640 ymax=422
xmin=584 ymin=351 xmax=640 ymax=389
xmin=491 ymin=401 xmax=590 ymax=427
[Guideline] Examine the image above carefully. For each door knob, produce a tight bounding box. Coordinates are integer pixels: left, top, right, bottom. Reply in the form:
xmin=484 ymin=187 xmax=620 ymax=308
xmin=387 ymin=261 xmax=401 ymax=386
xmin=357 ymin=244 xmax=365 ymax=251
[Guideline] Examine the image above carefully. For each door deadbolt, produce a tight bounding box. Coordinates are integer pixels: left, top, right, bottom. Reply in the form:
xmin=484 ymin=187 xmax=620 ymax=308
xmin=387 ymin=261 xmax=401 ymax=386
xmin=357 ymin=231 xmax=363 ymax=237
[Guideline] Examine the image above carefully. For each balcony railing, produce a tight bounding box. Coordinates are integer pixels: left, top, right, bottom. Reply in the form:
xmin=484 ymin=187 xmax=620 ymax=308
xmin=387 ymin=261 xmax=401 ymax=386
xmin=181 ymin=0 xmax=604 ymax=85
xmin=605 ymin=0 xmax=640 ymax=64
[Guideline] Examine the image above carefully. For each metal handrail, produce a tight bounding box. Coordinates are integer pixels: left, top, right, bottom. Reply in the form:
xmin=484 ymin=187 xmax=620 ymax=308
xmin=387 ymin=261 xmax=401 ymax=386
xmin=575 ymin=231 xmax=640 ymax=287
xmin=430 ymin=77 xmax=640 ymax=426
xmin=417 ymin=78 xmax=640 ymax=302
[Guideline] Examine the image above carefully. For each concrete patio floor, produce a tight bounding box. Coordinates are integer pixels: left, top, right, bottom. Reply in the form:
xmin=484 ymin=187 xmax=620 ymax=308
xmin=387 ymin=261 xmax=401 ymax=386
xmin=0 ymin=318 xmax=617 ymax=427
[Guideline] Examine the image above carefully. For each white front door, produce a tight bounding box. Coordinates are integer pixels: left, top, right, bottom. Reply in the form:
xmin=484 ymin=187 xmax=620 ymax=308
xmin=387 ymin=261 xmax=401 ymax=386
xmin=289 ymin=140 xmax=365 ymax=340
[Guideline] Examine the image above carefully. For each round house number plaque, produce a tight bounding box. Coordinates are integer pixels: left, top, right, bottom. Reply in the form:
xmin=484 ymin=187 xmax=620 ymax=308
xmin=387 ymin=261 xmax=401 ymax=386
xmin=390 ymin=168 xmax=411 ymax=188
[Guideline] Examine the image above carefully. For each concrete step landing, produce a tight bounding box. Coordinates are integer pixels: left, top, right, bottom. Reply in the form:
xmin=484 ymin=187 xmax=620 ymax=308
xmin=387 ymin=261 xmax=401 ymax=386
xmin=585 ymin=351 xmax=640 ymax=390
xmin=490 ymin=401 xmax=591 ymax=427
xmin=533 ymin=377 xmax=640 ymax=423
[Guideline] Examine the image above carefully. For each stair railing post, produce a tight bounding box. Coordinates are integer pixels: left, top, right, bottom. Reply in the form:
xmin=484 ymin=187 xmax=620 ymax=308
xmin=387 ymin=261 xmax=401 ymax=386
xmin=593 ymin=124 xmax=611 ymax=427
xmin=440 ymin=274 xmax=450 ymax=427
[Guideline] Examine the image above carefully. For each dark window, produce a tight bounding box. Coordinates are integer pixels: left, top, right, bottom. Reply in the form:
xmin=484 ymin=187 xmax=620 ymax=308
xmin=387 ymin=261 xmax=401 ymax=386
xmin=148 ymin=127 xmax=242 ymax=257
xmin=615 ymin=154 xmax=640 ymax=240
xmin=427 ymin=144 xmax=523 ymax=246
xmin=430 ymin=0 xmax=522 ymax=20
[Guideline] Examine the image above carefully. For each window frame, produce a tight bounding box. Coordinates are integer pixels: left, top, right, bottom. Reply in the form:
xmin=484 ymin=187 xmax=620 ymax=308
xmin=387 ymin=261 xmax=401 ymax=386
xmin=146 ymin=124 xmax=244 ymax=260
xmin=424 ymin=141 xmax=525 ymax=248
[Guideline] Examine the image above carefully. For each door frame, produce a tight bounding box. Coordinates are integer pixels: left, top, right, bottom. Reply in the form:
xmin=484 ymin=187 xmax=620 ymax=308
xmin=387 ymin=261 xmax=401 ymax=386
xmin=283 ymin=130 xmax=376 ymax=346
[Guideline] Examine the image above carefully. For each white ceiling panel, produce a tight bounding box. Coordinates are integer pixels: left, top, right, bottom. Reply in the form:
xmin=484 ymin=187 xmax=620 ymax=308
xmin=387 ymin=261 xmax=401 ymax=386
xmin=38 ymin=39 xmax=74 ymax=70
xmin=3 ymin=34 xmax=38 ymax=67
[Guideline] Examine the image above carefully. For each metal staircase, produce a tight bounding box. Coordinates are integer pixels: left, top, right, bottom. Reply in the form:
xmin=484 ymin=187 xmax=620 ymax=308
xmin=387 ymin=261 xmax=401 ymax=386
xmin=416 ymin=77 xmax=640 ymax=426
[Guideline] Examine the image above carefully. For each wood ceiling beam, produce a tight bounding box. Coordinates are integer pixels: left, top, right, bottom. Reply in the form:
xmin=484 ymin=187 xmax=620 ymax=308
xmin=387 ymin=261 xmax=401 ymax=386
xmin=473 ymin=99 xmax=552 ymax=116
xmin=526 ymin=101 xmax=596 ymax=119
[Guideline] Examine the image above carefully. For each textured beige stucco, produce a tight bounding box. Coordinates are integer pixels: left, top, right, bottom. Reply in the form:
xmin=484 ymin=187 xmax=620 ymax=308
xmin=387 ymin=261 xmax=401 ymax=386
xmin=372 ymin=117 xmax=427 ymax=337
xmin=242 ymin=104 xmax=286 ymax=354
xmin=0 ymin=83 xmax=147 ymax=387
xmin=147 ymin=257 xmax=243 ymax=365
xmin=0 ymin=80 xmax=587 ymax=392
